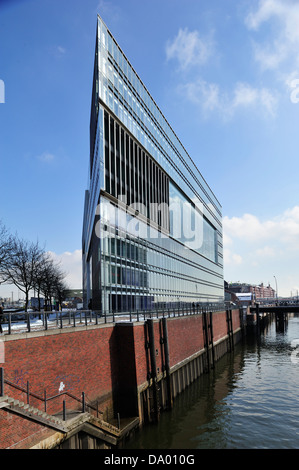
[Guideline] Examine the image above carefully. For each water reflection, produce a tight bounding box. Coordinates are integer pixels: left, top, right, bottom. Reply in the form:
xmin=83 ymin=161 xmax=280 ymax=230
xmin=125 ymin=315 xmax=299 ymax=449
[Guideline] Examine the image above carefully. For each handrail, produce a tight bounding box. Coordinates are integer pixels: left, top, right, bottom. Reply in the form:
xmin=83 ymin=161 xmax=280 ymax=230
xmin=1 ymin=302 xmax=235 ymax=335
xmin=1 ymin=368 xmax=101 ymax=418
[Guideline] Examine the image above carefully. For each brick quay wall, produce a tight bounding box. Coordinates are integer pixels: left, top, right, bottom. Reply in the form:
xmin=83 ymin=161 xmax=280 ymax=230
xmin=0 ymin=309 xmax=243 ymax=448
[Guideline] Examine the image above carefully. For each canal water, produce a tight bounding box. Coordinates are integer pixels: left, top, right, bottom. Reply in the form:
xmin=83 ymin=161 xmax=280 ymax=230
xmin=125 ymin=314 xmax=299 ymax=449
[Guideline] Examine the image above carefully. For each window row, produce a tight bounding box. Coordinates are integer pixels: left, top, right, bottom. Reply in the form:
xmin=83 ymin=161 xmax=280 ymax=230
xmin=104 ymin=110 xmax=169 ymax=231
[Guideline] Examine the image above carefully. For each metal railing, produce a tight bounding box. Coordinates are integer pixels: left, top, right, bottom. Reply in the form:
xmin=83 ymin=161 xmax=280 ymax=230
xmin=1 ymin=302 xmax=232 ymax=336
xmin=0 ymin=366 xmax=102 ymax=421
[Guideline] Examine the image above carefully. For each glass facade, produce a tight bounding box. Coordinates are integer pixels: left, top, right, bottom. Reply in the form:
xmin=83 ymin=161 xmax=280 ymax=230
xmin=82 ymin=15 xmax=224 ymax=312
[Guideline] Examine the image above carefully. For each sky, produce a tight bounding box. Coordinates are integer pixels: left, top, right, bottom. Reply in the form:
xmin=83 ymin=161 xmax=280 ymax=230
xmin=0 ymin=0 xmax=299 ymax=299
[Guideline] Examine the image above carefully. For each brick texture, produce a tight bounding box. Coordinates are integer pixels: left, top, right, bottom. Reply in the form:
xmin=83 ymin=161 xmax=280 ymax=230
xmin=0 ymin=309 xmax=241 ymax=448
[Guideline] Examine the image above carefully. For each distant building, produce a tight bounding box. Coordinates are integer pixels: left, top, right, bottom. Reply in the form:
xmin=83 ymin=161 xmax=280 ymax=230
xmin=63 ymin=289 xmax=83 ymax=309
xmin=228 ymin=282 xmax=275 ymax=300
xmin=30 ymin=297 xmax=44 ymax=309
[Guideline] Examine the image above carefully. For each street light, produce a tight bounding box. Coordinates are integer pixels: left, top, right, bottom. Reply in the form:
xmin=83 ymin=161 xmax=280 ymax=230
xmin=273 ymin=275 xmax=278 ymax=303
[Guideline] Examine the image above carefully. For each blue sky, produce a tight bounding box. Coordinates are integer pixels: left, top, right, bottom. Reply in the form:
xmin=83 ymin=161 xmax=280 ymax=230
xmin=1 ymin=0 xmax=299 ymax=299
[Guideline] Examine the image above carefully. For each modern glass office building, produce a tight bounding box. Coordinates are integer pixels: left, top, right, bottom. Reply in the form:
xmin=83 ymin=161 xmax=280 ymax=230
xmin=82 ymin=15 xmax=224 ymax=312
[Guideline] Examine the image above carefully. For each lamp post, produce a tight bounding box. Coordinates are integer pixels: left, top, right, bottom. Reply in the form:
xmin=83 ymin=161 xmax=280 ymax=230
xmin=273 ymin=275 xmax=278 ymax=304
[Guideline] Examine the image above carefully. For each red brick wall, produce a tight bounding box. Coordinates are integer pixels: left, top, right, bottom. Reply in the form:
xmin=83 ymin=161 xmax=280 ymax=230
xmin=1 ymin=310 xmax=241 ymax=397
xmin=213 ymin=311 xmax=229 ymax=343
xmin=0 ymin=408 xmax=48 ymax=449
xmin=0 ymin=309 xmax=241 ymax=432
xmin=167 ymin=315 xmax=204 ymax=368
xmin=1 ymin=326 xmax=117 ymax=415
xmin=131 ymin=310 xmax=241 ymax=384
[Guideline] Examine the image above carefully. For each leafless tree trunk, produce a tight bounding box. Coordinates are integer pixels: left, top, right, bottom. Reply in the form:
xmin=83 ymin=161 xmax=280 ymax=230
xmin=0 ymin=221 xmax=12 ymax=285
xmin=3 ymin=236 xmax=44 ymax=311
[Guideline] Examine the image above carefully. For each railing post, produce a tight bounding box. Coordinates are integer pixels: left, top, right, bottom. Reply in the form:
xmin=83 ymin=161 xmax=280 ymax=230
xmin=60 ymin=311 xmax=63 ymax=329
xmin=27 ymin=381 xmax=30 ymax=405
xmin=8 ymin=312 xmax=11 ymax=335
xmin=0 ymin=367 xmax=4 ymax=397
xmin=82 ymin=391 xmax=86 ymax=413
xmin=27 ymin=312 xmax=31 ymax=333
xmin=73 ymin=310 xmax=76 ymax=327
xmin=63 ymin=400 xmax=66 ymax=421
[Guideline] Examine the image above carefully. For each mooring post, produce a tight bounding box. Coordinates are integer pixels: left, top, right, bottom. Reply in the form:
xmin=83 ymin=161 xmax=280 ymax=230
xmin=161 ymin=317 xmax=173 ymax=410
xmin=147 ymin=319 xmax=160 ymax=422
xmin=209 ymin=311 xmax=215 ymax=368
xmin=202 ymin=310 xmax=210 ymax=372
xmin=256 ymin=303 xmax=260 ymax=333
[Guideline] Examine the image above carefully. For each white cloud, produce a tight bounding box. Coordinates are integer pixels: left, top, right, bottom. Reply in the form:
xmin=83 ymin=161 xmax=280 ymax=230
xmin=48 ymin=249 xmax=82 ymax=289
xmin=57 ymin=46 xmax=66 ymax=55
xmin=180 ymin=79 xmax=277 ymax=119
xmin=246 ymin=0 xmax=299 ymax=70
xmin=166 ymin=28 xmax=214 ymax=70
xmin=223 ymin=206 xmax=299 ymax=296
xmin=37 ymin=152 xmax=55 ymax=163
xmin=223 ymin=206 xmax=299 ymax=246
xmin=223 ymin=248 xmax=243 ymax=266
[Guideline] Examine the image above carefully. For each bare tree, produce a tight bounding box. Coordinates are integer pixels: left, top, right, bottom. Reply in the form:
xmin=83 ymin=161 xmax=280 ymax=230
xmin=53 ymin=272 xmax=69 ymax=311
xmin=38 ymin=255 xmax=67 ymax=311
xmin=0 ymin=221 xmax=12 ymax=284
xmin=4 ymin=236 xmax=44 ymax=311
